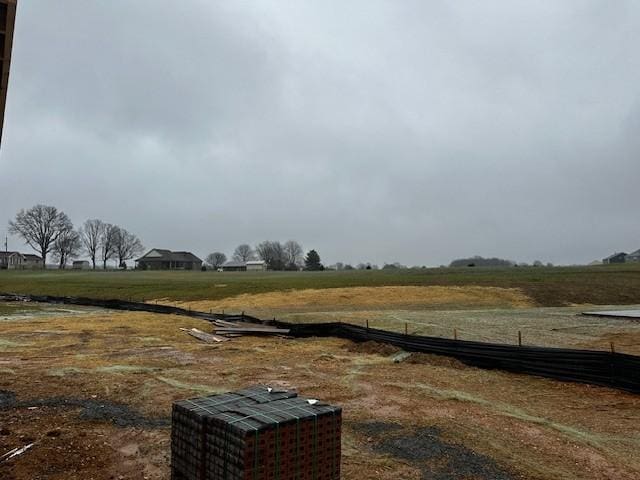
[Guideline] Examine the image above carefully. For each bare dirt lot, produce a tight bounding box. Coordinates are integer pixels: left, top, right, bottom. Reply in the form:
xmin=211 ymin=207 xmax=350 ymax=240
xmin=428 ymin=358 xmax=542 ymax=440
xmin=1 ymin=306 xmax=640 ymax=479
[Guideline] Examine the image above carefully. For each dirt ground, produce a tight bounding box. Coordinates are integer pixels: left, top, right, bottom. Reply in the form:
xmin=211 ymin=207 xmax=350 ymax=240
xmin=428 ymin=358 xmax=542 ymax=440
xmin=1 ymin=307 xmax=640 ymax=479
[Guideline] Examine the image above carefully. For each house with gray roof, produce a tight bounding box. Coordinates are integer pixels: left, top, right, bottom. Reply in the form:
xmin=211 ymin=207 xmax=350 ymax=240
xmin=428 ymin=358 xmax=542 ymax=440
xmin=602 ymin=252 xmax=627 ymax=264
xmin=626 ymin=249 xmax=640 ymax=263
xmin=135 ymin=249 xmax=202 ymax=270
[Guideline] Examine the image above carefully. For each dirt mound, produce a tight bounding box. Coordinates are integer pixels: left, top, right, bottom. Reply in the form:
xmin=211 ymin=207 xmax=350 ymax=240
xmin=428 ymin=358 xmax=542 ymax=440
xmin=345 ymin=341 xmax=400 ymax=356
xmin=407 ymin=353 xmax=468 ymax=369
xmin=174 ymin=285 xmax=533 ymax=312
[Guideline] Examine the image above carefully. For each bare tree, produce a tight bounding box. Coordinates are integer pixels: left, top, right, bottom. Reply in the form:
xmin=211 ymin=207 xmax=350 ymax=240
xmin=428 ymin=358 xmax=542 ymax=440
xmin=99 ymin=223 xmax=119 ymax=269
xmin=233 ymin=244 xmax=255 ymax=262
xmin=255 ymin=241 xmax=286 ymax=270
xmin=114 ymin=227 xmax=144 ymax=268
xmin=283 ymin=240 xmax=303 ymax=270
xmin=79 ymin=219 xmax=104 ymax=269
xmin=52 ymin=229 xmax=82 ymax=269
xmin=8 ymin=204 xmax=72 ymax=266
xmin=206 ymin=252 xmax=227 ymax=269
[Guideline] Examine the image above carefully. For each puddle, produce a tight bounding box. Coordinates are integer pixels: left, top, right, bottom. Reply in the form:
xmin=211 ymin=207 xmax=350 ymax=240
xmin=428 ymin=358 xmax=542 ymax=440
xmin=353 ymin=421 xmax=513 ymax=480
xmin=0 ymin=389 xmax=169 ymax=428
xmin=0 ymin=302 xmax=104 ymax=321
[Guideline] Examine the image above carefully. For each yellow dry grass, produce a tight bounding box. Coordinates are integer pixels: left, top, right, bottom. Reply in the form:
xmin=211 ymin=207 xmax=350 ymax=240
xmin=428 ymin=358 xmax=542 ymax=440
xmin=169 ymin=285 xmax=533 ymax=313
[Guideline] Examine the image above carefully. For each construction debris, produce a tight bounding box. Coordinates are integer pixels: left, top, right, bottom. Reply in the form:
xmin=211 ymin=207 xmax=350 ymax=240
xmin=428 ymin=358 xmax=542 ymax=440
xmin=391 ymin=351 xmax=413 ymax=363
xmin=181 ymin=320 xmax=289 ymax=343
xmin=213 ymin=326 xmax=290 ymax=336
xmin=180 ymin=328 xmax=228 ymax=343
xmin=0 ymin=443 xmax=34 ymax=464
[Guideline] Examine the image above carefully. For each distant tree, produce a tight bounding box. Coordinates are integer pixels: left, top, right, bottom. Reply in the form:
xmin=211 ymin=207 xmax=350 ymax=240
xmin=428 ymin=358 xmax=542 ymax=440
xmin=79 ymin=219 xmax=105 ymax=269
xmin=283 ymin=240 xmax=303 ymax=270
xmin=206 ymin=252 xmax=227 ymax=269
xmin=383 ymin=262 xmax=405 ymax=269
xmin=343 ymin=264 xmax=354 ymax=270
xmin=51 ymin=229 xmax=82 ymax=269
xmin=533 ymin=260 xmax=543 ymax=267
xmin=233 ymin=244 xmax=255 ymax=262
xmin=304 ymin=249 xmax=324 ymax=271
xmin=546 ymin=262 xmax=554 ymax=267
xmin=9 ymin=204 xmax=73 ymax=267
xmin=256 ymin=241 xmax=286 ymax=270
xmin=99 ymin=223 xmax=119 ymax=269
xmin=114 ymin=227 xmax=144 ymax=268
xmin=449 ymin=256 xmax=515 ymax=268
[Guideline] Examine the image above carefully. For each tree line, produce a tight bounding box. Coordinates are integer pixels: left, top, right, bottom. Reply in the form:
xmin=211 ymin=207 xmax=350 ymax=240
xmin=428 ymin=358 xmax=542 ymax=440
xmin=8 ymin=204 xmax=144 ymax=269
xmin=206 ymin=241 xmax=324 ymax=271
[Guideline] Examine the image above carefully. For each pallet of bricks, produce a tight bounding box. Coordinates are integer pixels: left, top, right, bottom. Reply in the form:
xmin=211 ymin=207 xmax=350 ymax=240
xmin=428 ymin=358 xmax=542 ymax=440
xmin=171 ymin=385 xmax=342 ymax=480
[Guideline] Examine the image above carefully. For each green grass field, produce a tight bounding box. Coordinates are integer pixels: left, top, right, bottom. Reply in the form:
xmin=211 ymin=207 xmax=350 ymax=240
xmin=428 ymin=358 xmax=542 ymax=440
xmin=1 ymin=264 xmax=640 ymax=306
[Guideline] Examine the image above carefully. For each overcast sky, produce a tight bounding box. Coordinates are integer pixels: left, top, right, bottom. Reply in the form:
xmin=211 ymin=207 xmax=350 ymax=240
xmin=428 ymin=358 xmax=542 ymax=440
xmin=1 ymin=1 xmax=639 ymax=266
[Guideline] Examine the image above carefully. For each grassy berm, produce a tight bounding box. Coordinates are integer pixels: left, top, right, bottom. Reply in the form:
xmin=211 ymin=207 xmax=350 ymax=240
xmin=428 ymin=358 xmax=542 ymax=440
xmin=1 ymin=263 xmax=640 ymax=306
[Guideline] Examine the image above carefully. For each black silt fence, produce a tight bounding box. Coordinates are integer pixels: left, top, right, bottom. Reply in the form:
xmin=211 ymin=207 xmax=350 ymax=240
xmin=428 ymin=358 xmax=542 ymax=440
xmin=2 ymin=293 xmax=639 ymax=394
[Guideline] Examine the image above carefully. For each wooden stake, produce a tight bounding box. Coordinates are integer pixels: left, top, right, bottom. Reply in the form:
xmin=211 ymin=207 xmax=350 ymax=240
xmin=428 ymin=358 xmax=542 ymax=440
xmin=405 ymin=323 xmax=408 ymax=335
xmin=454 ymin=328 xmax=457 ymax=340
xmin=366 ymin=319 xmax=369 ymax=330
xmin=610 ymin=342 xmax=615 ymax=354
xmin=518 ymin=331 xmax=522 ymax=347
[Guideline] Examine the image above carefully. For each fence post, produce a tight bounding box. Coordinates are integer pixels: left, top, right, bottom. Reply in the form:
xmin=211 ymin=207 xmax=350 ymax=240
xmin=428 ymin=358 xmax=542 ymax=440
xmin=405 ymin=323 xmax=408 ymax=335
xmin=453 ymin=328 xmax=457 ymax=341
xmin=518 ymin=331 xmax=522 ymax=347
xmin=610 ymin=342 xmax=616 ymax=387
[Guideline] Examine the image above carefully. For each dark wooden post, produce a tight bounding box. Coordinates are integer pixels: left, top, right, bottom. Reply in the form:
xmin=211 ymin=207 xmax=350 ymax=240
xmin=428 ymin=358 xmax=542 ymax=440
xmin=454 ymin=328 xmax=457 ymax=340
xmin=518 ymin=331 xmax=522 ymax=347
xmin=405 ymin=323 xmax=408 ymax=335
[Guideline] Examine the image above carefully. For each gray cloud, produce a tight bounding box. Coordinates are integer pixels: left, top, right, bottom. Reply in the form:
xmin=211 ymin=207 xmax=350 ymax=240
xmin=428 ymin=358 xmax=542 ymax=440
xmin=2 ymin=0 xmax=639 ymax=266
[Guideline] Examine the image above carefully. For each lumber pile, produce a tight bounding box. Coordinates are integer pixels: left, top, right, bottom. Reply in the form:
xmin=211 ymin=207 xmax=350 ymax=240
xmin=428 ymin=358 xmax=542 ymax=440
xmin=182 ymin=318 xmax=289 ymax=343
xmin=171 ymin=385 xmax=342 ymax=480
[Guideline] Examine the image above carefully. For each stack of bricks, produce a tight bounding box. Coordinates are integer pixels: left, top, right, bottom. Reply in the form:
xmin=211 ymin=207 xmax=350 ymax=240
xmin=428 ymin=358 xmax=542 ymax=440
xmin=171 ymin=385 xmax=342 ymax=480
